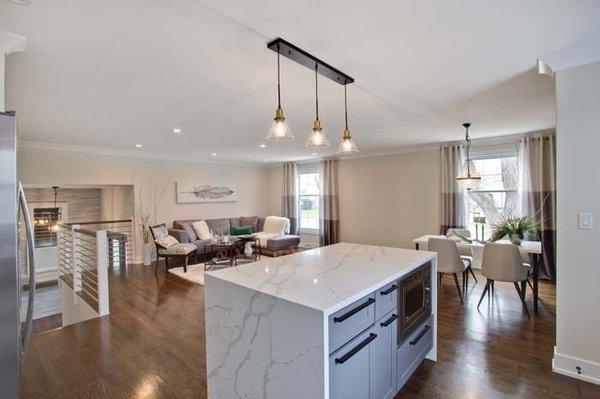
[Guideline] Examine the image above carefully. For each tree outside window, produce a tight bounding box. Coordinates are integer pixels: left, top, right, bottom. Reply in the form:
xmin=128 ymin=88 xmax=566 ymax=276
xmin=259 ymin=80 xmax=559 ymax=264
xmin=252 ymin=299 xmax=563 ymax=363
xmin=298 ymin=172 xmax=320 ymax=230
xmin=467 ymin=157 xmax=518 ymax=240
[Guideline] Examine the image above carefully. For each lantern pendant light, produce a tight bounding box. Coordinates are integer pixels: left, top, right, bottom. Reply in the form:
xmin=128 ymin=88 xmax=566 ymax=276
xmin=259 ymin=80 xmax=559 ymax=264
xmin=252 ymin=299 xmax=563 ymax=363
xmin=456 ymin=123 xmax=481 ymax=190
xmin=306 ymin=64 xmax=330 ymax=147
xmin=338 ymin=84 xmax=358 ymax=154
xmin=266 ymin=44 xmax=293 ymax=141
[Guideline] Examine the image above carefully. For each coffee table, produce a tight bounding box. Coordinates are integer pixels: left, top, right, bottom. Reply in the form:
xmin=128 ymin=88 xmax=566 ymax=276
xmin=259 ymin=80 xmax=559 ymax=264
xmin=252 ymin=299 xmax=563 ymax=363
xmin=204 ymin=241 xmax=239 ymax=270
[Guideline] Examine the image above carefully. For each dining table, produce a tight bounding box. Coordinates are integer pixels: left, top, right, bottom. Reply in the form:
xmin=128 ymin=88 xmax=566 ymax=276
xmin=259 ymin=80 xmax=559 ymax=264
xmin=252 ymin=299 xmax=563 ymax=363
xmin=412 ymin=235 xmax=543 ymax=313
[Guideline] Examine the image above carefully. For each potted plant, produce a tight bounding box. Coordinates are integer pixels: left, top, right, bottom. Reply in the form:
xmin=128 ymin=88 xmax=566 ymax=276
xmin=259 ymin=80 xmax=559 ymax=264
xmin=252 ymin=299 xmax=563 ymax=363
xmin=491 ymin=216 xmax=539 ymax=245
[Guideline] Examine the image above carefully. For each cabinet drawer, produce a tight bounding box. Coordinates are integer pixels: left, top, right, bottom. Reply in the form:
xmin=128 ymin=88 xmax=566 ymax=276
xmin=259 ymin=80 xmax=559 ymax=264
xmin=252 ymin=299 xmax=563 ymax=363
xmin=329 ymin=294 xmax=376 ymax=353
xmin=375 ymin=282 xmax=398 ymax=321
xmin=396 ymin=315 xmax=433 ymax=390
xmin=329 ymin=327 xmax=376 ymax=399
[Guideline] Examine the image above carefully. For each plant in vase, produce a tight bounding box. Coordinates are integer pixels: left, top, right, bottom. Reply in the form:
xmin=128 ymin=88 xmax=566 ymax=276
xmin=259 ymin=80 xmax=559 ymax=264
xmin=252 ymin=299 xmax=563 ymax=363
xmin=135 ymin=180 xmax=168 ymax=265
xmin=491 ymin=216 xmax=539 ymax=245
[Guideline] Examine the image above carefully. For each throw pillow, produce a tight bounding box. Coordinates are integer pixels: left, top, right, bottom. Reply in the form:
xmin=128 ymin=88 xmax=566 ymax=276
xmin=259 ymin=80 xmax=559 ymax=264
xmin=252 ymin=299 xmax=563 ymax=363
xmin=230 ymin=225 xmax=253 ymax=236
xmin=192 ymin=220 xmax=213 ymax=240
xmin=155 ymin=235 xmax=179 ymax=249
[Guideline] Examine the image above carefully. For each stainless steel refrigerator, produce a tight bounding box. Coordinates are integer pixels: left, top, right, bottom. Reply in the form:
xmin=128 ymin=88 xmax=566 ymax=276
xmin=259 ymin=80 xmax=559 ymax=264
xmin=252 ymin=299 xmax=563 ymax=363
xmin=0 ymin=111 xmax=36 ymax=398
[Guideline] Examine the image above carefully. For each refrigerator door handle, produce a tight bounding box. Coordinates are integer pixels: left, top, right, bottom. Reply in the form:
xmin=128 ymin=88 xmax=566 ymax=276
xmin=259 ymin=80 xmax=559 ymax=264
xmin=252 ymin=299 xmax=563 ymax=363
xmin=18 ymin=182 xmax=36 ymax=360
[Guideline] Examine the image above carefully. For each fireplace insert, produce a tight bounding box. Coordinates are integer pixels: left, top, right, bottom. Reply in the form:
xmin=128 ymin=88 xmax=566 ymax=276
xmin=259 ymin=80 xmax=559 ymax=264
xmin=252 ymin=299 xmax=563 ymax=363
xmin=398 ymin=261 xmax=432 ymax=345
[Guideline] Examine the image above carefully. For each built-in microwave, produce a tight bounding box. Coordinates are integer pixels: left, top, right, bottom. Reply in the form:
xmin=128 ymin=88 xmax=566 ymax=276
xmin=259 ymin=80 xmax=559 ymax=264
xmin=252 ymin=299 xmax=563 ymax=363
xmin=397 ymin=261 xmax=432 ymax=345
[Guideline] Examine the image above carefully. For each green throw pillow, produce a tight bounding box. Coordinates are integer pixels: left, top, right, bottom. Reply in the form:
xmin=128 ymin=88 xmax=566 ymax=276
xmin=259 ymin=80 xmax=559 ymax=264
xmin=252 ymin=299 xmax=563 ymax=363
xmin=230 ymin=225 xmax=252 ymax=236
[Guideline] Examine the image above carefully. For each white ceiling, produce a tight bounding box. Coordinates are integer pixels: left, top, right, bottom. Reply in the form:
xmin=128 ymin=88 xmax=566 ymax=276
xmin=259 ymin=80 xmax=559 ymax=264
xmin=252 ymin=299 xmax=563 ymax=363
xmin=3 ymin=0 xmax=600 ymax=163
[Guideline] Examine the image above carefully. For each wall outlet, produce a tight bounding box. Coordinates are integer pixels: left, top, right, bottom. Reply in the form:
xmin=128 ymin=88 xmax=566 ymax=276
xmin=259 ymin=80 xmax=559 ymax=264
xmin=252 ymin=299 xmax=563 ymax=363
xmin=578 ymin=212 xmax=594 ymax=230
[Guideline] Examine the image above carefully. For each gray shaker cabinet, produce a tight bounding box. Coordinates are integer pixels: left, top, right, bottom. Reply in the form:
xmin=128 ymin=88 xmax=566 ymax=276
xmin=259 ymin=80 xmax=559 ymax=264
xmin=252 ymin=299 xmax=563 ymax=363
xmin=370 ymin=311 xmax=398 ymax=399
xmin=329 ymin=328 xmax=375 ymax=399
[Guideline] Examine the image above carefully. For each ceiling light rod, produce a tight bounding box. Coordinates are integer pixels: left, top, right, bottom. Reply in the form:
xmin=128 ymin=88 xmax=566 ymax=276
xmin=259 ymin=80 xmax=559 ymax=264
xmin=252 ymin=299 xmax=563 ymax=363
xmin=463 ymin=123 xmax=473 ymax=176
xmin=267 ymin=38 xmax=354 ymax=85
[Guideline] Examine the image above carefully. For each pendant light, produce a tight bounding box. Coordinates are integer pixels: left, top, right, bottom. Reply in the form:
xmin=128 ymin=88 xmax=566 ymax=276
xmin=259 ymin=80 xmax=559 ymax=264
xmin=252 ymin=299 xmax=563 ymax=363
xmin=266 ymin=44 xmax=293 ymax=141
xmin=456 ymin=123 xmax=481 ymax=191
xmin=306 ymin=64 xmax=330 ymax=147
xmin=338 ymin=84 xmax=358 ymax=154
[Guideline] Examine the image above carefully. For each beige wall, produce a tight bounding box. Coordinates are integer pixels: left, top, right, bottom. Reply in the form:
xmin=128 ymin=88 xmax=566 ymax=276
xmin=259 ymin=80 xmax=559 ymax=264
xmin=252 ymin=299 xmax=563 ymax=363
xmin=100 ymin=186 xmax=134 ymax=221
xmin=18 ymin=146 xmax=270 ymax=259
xmin=554 ymin=61 xmax=600 ymax=382
xmin=267 ymin=149 xmax=441 ymax=249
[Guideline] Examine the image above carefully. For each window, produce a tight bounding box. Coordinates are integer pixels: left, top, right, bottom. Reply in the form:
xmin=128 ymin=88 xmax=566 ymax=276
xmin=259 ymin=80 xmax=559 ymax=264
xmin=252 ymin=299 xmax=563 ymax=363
xmin=467 ymin=156 xmax=518 ymax=240
xmin=298 ymin=171 xmax=320 ymax=231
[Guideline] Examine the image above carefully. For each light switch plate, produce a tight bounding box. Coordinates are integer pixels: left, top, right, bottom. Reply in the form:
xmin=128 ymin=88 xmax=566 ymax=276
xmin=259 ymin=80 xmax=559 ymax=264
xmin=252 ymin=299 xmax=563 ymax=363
xmin=579 ymin=212 xmax=594 ymax=230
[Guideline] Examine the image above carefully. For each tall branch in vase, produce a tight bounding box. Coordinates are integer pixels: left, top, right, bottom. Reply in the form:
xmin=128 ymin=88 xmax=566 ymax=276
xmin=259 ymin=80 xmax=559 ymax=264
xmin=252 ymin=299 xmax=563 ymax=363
xmin=134 ymin=179 xmax=169 ymax=266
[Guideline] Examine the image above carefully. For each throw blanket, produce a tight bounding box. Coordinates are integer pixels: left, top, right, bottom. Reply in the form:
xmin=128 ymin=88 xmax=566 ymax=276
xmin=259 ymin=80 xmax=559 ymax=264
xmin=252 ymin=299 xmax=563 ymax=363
xmin=255 ymin=216 xmax=290 ymax=248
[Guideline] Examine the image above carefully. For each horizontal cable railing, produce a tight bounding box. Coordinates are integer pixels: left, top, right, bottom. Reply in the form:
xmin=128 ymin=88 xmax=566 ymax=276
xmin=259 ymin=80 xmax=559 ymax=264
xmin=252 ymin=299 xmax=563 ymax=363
xmin=61 ymin=219 xmax=134 ymax=268
xmin=57 ymin=224 xmax=109 ymax=316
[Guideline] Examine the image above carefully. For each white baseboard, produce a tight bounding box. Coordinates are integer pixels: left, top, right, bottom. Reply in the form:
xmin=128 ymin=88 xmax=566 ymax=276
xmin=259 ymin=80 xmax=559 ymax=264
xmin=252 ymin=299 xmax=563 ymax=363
xmin=553 ymin=347 xmax=600 ymax=385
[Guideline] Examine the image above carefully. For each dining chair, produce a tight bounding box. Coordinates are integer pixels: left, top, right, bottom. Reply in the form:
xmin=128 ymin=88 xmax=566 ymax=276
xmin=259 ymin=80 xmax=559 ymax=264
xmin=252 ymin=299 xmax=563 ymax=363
xmin=446 ymin=228 xmax=478 ymax=283
xmin=428 ymin=237 xmax=469 ymax=304
xmin=477 ymin=242 xmax=530 ymax=317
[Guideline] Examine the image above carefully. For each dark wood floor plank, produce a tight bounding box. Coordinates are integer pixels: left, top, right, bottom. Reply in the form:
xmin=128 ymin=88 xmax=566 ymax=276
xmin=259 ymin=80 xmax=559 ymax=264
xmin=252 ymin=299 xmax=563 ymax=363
xmin=21 ymin=262 xmax=600 ymax=398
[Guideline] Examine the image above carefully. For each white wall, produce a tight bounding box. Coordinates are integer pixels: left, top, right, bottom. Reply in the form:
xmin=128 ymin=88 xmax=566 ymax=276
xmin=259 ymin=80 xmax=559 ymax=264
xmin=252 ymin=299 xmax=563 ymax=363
xmin=267 ymin=149 xmax=441 ymax=250
xmin=554 ymin=61 xmax=600 ymax=384
xmin=18 ymin=146 xmax=270 ymax=259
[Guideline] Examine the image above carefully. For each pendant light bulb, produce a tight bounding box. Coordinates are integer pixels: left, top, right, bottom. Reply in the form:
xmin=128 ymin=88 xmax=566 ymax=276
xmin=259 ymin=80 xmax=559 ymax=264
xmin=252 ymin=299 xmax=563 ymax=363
xmin=266 ymin=46 xmax=293 ymax=142
xmin=456 ymin=122 xmax=481 ymax=190
xmin=338 ymin=84 xmax=359 ymax=154
xmin=307 ymin=65 xmax=330 ymax=147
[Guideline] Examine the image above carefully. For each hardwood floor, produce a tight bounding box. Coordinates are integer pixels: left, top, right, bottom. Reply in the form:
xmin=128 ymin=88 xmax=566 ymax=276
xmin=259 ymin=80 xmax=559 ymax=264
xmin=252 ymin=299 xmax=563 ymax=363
xmin=21 ymin=261 xmax=600 ymax=398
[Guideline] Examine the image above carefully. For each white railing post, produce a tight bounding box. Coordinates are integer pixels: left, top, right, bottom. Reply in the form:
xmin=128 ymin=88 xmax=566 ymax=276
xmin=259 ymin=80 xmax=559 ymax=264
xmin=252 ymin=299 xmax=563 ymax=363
xmin=71 ymin=224 xmax=81 ymax=293
xmin=96 ymin=230 xmax=110 ymax=316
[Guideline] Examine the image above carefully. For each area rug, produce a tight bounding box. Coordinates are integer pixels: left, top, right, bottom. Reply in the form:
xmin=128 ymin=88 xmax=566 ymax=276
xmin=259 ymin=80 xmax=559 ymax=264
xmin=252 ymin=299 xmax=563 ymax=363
xmin=167 ymin=263 xmax=209 ymax=285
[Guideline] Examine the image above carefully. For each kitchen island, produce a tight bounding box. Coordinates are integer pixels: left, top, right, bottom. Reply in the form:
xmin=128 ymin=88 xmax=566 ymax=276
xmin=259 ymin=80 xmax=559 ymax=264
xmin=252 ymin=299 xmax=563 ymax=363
xmin=204 ymin=242 xmax=437 ymax=399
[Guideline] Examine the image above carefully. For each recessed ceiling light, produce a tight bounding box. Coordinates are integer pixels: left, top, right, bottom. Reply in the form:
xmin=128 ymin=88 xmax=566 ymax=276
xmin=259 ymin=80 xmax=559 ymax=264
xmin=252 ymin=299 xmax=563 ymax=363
xmin=263 ymin=159 xmax=269 ymax=162
xmin=311 ymin=153 xmax=317 ymax=156
xmin=260 ymin=144 xmax=267 ymax=148
xmin=172 ymin=127 xmax=182 ymax=134
xmin=135 ymin=144 xmax=143 ymax=148
xmin=212 ymin=153 xmax=218 ymax=157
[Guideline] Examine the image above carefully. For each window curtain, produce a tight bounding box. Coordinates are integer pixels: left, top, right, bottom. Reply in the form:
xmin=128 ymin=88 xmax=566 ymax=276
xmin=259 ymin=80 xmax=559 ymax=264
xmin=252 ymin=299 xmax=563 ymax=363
xmin=281 ymin=162 xmax=299 ymax=235
xmin=319 ymin=159 xmax=339 ymax=246
xmin=519 ymin=133 xmax=556 ymax=281
xmin=440 ymin=145 xmax=468 ymax=234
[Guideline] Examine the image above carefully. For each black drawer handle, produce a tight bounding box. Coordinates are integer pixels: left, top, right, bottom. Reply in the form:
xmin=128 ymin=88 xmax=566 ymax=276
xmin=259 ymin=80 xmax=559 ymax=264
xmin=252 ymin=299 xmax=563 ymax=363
xmin=380 ymin=284 xmax=397 ymax=296
xmin=335 ymin=333 xmax=377 ymax=364
xmin=409 ymin=325 xmax=430 ymax=346
xmin=333 ymin=298 xmax=375 ymax=323
xmin=380 ymin=314 xmax=397 ymax=327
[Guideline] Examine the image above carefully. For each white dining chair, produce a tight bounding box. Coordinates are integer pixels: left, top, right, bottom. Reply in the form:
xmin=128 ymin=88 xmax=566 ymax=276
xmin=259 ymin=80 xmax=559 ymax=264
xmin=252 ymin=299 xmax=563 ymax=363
xmin=446 ymin=228 xmax=478 ymax=283
xmin=428 ymin=237 xmax=469 ymax=304
xmin=477 ymin=242 xmax=530 ymax=317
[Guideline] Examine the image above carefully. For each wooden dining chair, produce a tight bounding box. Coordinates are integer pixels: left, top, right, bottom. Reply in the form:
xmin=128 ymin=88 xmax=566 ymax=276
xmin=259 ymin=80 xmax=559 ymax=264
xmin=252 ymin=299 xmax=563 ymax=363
xmin=428 ymin=237 xmax=469 ymax=304
xmin=477 ymin=242 xmax=530 ymax=317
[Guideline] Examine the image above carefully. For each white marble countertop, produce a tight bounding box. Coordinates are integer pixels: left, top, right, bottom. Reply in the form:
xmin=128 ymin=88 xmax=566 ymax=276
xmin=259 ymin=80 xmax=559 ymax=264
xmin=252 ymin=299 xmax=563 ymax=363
xmin=205 ymin=242 xmax=436 ymax=316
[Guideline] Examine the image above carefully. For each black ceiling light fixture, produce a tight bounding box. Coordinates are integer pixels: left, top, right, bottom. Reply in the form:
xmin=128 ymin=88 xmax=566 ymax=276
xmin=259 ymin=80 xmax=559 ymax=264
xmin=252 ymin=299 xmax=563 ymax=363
xmin=266 ymin=43 xmax=294 ymax=141
xmin=266 ymin=38 xmax=356 ymax=152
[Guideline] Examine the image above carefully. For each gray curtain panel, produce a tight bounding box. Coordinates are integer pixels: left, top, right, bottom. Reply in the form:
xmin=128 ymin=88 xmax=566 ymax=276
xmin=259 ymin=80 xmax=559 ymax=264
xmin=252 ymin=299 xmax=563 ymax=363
xmin=281 ymin=162 xmax=299 ymax=235
xmin=519 ymin=133 xmax=556 ymax=281
xmin=319 ymin=159 xmax=340 ymax=246
xmin=440 ymin=145 xmax=468 ymax=234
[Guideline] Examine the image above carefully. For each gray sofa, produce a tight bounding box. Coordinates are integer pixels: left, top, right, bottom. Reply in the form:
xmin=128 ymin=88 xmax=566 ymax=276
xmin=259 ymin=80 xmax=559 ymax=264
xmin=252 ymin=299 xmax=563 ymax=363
xmin=169 ymin=216 xmax=300 ymax=257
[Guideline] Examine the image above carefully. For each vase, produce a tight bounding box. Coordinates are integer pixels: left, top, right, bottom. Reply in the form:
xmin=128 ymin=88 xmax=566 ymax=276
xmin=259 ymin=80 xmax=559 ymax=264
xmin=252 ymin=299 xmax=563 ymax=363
xmin=142 ymin=242 xmax=153 ymax=265
xmin=509 ymin=234 xmax=522 ymax=246
xmin=244 ymin=242 xmax=253 ymax=256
